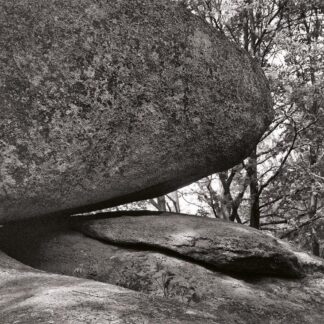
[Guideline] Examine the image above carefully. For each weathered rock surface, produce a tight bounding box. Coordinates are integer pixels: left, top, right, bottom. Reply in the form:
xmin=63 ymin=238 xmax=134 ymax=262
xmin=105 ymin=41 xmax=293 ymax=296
xmin=0 ymin=251 xmax=219 ymax=324
xmin=0 ymin=223 xmax=323 ymax=324
xmin=0 ymin=0 xmax=273 ymax=223
xmin=72 ymin=212 xmax=304 ymax=277
xmin=278 ymin=238 xmax=324 ymax=274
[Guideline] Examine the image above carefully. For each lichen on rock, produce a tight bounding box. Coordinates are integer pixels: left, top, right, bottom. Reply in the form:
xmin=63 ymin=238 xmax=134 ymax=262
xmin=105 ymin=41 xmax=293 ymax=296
xmin=0 ymin=0 xmax=273 ymax=223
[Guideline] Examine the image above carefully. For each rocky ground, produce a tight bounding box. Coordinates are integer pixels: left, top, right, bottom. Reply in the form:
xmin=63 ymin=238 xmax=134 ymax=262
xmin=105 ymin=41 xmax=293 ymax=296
xmin=0 ymin=212 xmax=323 ymax=323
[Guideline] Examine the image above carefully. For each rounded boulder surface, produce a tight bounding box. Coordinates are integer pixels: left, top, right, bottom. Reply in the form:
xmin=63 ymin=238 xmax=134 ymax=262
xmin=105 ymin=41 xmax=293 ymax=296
xmin=0 ymin=0 xmax=273 ymax=222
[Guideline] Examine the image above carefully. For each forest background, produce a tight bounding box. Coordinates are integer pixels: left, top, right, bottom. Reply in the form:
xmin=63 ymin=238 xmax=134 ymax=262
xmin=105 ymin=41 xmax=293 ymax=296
xmin=107 ymin=0 xmax=324 ymax=248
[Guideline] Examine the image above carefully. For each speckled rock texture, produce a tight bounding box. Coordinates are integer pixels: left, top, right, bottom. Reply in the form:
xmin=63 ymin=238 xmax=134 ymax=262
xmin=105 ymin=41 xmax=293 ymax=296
xmin=72 ymin=212 xmax=303 ymax=277
xmin=0 ymin=221 xmax=323 ymax=324
xmin=0 ymin=251 xmax=219 ymax=324
xmin=0 ymin=0 xmax=273 ymax=223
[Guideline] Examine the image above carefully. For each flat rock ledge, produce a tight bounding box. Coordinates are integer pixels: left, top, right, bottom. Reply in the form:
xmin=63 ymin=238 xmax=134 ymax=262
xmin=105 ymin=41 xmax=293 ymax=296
xmin=72 ymin=212 xmax=304 ymax=278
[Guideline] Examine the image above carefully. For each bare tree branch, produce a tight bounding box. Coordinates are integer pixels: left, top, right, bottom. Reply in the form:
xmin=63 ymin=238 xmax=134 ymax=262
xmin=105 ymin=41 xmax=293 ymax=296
xmin=258 ymin=123 xmax=298 ymax=195
xmin=260 ymin=220 xmax=288 ymax=227
xmin=260 ymin=195 xmax=284 ymax=209
xmin=280 ymin=216 xmax=322 ymax=239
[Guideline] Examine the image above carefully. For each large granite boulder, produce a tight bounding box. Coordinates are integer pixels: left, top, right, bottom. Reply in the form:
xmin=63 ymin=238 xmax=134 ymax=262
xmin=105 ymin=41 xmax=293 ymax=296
xmin=72 ymin=212 xmax=303 ymax=277
xmin=0 ymin=219 xmax=323 ymax=323
xmin=0 ymin=0 xmax=273 ymax=223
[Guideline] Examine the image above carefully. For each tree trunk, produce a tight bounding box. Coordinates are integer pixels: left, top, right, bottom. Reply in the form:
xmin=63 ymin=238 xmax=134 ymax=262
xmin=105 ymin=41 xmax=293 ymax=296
xmin=247 ymin=150 xmax=260 ymax=229
xmin=230 ymin=206 xmax=242 ymax=223
xmin=250 ymin=195 xmax=260 ymax=228
xmin=150 ymin=196 xmax=167 ymax=211
xmin=305 ymin=10 xmax=320 ymax=220
xmin=168 ymin=191 xmax=181 ymax=213
xmin=157 ymin=196 xmax=167 ymax=212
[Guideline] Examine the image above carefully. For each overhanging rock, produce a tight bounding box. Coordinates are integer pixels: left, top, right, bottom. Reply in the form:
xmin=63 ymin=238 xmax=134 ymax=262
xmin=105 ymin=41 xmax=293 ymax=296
xmin=0 ymin=0 xmax=273 ymax=223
